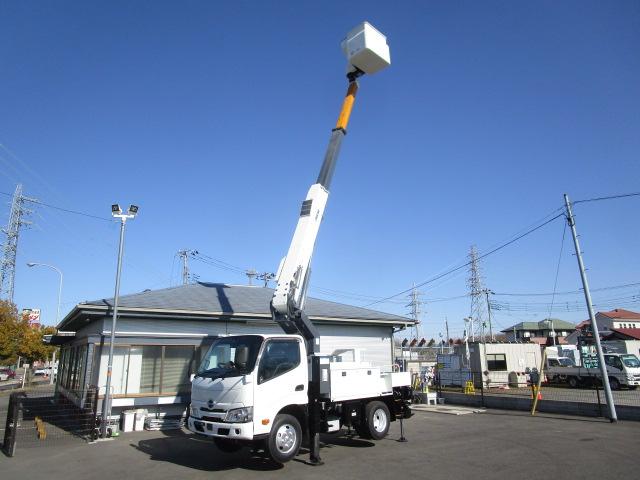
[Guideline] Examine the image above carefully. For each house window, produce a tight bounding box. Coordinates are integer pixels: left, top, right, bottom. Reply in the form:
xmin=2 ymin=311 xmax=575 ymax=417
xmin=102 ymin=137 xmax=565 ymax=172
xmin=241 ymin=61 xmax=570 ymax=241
xmin=96 ymin=344 xmax=197 ymax=396
xmin=162 ymin=346 xmax=195 ymax=394
xmin=139 ymin=346 xmax=162 ymax=394
xmin=486 ymin=354 xmax=508 ymax=371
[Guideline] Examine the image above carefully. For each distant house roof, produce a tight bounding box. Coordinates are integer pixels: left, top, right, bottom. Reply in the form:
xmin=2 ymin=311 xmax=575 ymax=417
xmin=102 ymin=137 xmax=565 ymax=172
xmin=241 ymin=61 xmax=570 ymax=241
xmin=598 ymin=309 xmax=640 ymax=320
xmin=604 ymin=328 xmax=640 ymax=341
xmin=58 ymin=283 xmax=413 ymax=331
xmin=500 ymin=318 xmax=576 ymax=333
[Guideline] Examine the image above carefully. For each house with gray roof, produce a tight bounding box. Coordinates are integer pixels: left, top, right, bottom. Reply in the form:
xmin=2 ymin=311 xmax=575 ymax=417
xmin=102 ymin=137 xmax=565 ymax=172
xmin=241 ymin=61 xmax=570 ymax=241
xmin=52 ymin=283 xmax=413 ymax=419
xmin=501 ymin=318 xmax=576 ymax=344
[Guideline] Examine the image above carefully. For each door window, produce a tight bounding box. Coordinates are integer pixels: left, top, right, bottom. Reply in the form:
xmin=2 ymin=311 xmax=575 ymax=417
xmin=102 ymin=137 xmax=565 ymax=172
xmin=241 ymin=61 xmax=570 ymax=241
xmin=258 ymin=340 xmax=300 ymax=384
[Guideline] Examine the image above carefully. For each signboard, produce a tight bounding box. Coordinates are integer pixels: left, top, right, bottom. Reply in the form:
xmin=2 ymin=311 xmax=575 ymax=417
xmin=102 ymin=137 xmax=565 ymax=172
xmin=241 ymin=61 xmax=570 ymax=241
xmin=21 ymin=308 xmax=41 ymax=328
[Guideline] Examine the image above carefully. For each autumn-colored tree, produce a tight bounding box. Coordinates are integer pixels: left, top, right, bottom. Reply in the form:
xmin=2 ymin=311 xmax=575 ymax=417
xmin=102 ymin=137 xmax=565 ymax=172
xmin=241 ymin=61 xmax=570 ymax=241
xmin=0 ymin=300 xmax=57 ymax=364
xmin=0 ymin=300 xmax=25 ymax=364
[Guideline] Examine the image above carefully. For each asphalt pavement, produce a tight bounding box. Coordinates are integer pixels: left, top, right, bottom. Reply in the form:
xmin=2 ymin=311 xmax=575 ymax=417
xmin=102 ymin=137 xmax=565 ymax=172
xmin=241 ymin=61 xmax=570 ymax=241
xmin=1 ymin=407 xmax=638 ymax=480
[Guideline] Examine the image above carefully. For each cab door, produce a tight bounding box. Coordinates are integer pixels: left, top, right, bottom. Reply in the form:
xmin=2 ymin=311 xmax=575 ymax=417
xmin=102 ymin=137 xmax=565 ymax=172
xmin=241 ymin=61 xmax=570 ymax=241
xmin=253 ymin=338 xmax=307 ymax=436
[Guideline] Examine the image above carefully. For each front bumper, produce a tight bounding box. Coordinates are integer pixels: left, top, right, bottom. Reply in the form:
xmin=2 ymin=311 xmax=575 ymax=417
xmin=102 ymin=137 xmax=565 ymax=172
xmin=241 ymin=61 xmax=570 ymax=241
xmin=187 ymin=416 xmax=254 ymax=440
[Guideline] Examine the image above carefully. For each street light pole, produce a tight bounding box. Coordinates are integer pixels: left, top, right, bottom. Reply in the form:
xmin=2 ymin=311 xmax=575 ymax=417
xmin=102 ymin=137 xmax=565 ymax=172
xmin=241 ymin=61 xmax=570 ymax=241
xmin=26 ymin=262 xmax=63 ymax=385
xmin=101 ymin=204 xmax=138 ymax=438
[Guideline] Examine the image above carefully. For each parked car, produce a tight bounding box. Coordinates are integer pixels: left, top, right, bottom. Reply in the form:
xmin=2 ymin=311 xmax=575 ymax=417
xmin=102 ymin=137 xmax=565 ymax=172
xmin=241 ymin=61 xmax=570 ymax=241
xmin=0 ymin=372 xmax=9 ymax=382
xmin=33 ymin=368 xmax=49 ymax=376
xmin=0 ymin=368 xmax=16 ymax=379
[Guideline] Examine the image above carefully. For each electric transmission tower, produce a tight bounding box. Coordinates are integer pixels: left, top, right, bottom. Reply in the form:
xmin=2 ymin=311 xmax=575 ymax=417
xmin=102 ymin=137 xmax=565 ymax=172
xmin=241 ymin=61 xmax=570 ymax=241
xmin=245 ymin=268 xmax=258 ymax=286
xmin=467 ymin=245 xmax=487 ymax=342
xmin=177 ymin=249 xmax=198 ymax=285
xmin=406 ymin=283 xmax=424 ymax=339
xmin=1 ymin=184 xmax=37 ymax=302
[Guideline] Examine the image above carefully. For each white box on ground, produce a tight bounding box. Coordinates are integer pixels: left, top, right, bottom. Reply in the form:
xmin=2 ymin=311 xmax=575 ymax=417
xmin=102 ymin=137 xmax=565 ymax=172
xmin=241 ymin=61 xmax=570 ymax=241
xmin=134 ymin=409 xmax=147 ymax=431
xmin=121 ymin=410 xmax=136 ymax=433
xmin=341 ymin=21 xmax=391 ymax=75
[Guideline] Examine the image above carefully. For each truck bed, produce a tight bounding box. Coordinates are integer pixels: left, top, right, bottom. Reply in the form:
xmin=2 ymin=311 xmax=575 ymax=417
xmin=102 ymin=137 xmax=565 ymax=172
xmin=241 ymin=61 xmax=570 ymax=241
xmin=328 ymin=362 xmax=410 ymax=402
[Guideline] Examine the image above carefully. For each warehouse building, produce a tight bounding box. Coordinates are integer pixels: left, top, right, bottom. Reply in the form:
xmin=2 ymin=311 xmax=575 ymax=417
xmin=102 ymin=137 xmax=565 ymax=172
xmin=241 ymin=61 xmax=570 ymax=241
xmin=51 ymin=282 xmax=412 ymax=418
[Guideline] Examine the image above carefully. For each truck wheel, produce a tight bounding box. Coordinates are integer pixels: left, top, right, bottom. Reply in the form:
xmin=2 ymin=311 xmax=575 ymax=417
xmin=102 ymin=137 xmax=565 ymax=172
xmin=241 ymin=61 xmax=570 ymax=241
xmin=214 ymin=438 xmax=242 ymax=453
xmin=608 ymin=377 xmax=621 ymax=391
xmin=266 ymin=414 xmax=301 ymax=464
xmin=358 ymin=401 xmax=390 ymax=440
xmin=568 ymin=376 xmax=578 ymax=388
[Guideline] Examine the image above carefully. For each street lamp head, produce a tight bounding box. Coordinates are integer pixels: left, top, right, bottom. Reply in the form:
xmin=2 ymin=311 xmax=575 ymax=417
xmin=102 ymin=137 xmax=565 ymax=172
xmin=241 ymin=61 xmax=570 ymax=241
xmin=127 ymin=204 xmax=139 ymax=216
xmin=111 ymin=204 xmax=122 ymax=216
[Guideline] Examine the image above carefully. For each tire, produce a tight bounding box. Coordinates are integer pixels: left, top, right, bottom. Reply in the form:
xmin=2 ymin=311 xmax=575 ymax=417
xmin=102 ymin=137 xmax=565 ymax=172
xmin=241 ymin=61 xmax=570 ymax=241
xmin=568 ymin=376 xmax=579 ymax=388
xmin=608 ymin=377 xmax=621 ymax=391
xmin=266 ymin=414 xmax=302 ymax=464
xmin=358 ymin=401 xmax=390 ymax=440
xmin=214 ymin=437 xmax=243 ymax=453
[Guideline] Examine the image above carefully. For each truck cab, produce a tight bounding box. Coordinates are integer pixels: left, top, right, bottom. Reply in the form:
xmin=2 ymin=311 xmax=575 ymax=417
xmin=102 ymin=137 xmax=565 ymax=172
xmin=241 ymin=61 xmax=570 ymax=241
xmin=188 ymin=334 xmax=307 ymax=446
xmin=603 ymin=353 xmax=640 ymax=390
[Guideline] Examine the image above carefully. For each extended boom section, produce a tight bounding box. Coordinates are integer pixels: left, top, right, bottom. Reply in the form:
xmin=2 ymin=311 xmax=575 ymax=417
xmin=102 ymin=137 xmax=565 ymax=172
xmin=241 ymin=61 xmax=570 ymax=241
xmin=270 ymin=79 xmax=359 ymax=352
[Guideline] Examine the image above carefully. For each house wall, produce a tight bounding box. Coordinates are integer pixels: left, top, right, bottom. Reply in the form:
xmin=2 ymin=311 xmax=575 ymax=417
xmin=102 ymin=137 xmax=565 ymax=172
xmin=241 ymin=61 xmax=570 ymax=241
xmin=60 ymin=315 xmax=394 ymax=416
xmin=602 ymin=340 xmax=640 ymax=357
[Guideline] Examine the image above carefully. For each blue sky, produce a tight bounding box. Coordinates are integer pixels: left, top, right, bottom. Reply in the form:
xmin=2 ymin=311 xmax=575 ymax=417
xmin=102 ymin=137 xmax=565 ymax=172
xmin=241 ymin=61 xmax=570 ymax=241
xmin=1 ymin=1 xmax=639 ymax=340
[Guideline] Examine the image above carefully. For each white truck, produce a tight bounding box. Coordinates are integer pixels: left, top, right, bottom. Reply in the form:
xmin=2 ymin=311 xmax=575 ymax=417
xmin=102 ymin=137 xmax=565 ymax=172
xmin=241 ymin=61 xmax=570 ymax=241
xmin=545 ymin=353 xmax=640 ymax=390
xmin=188 ymin=22 xmax=412 ymax=465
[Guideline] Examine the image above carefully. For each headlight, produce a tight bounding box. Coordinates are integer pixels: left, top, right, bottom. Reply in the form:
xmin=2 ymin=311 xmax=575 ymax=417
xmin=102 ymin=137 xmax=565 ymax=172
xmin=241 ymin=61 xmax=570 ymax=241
xmin=190 ymin=406 xmax=200 ymax=418
xmin=225 ymin=407 xmax=253 ymax=423
xmin=626 ymin=375 xmax=634 ymax=381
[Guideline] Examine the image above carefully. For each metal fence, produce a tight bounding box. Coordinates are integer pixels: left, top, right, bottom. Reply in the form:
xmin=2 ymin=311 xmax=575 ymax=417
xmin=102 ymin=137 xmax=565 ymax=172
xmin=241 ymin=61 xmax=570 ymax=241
xmin=430 ymin=371 xmax=639 ymax=412
xmin=2 ymin=385 xmax=98 ymax=457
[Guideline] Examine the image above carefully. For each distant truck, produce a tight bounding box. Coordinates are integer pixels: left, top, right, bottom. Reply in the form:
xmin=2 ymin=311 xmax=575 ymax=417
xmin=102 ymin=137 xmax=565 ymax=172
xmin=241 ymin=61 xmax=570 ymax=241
xmin=545 ymin=353 xmax=640 ymax=390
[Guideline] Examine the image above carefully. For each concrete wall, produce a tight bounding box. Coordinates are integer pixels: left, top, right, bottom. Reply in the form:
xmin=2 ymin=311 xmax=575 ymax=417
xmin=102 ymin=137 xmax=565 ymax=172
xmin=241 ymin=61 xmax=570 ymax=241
xmin=430 ymin=391 xmax=640 ymax=422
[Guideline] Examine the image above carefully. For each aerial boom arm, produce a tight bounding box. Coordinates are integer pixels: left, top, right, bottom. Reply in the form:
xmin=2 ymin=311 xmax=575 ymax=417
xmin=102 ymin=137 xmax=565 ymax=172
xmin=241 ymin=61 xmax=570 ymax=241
xmin=270 ymin=79 xmax=360 ymax=352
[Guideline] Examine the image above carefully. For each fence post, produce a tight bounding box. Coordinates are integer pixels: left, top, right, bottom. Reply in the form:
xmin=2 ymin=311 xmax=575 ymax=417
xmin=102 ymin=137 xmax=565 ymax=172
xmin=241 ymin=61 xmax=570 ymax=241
xmin=3 ymin=392 xmax=22 ymax=457
xmin=594 ymin=375 xmax=603 ymax=418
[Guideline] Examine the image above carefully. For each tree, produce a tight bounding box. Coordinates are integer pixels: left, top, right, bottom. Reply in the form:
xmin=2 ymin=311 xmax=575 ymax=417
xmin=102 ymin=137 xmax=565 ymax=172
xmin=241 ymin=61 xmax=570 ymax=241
xmin=0 ymin=300 xmax=57 ymax=365
xmin=0 ymin=301 xmax=26 ymax=364
xmin=427 ymin=338 xmax=435 ymax=347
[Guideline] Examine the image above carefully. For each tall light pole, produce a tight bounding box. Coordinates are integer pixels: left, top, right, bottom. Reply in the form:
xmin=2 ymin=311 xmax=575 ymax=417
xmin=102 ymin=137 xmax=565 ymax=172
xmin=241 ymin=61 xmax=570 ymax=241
xmin=101 ymin=204 xmax=138 ymax=438
xmin=27 ymin=262 xmax=63 ymax=385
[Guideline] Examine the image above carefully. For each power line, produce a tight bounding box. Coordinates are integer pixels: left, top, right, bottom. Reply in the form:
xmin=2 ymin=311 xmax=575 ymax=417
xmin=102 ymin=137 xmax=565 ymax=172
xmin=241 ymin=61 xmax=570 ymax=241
xmin=494 ymin=281 xmax=640 ymax=297
xmin=0 ymin=190 xmax=111 ymax=221
xmin=573 ymin=192 xmax=640 ymax=205
xmin=365 ymin=212 xmax=564 ymax=307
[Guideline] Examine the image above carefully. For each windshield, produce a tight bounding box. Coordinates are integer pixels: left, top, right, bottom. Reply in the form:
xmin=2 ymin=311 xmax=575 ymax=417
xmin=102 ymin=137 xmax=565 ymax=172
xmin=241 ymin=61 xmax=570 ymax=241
xmin=197 ymin=335 xmax=264 ymax=379
xmin=558 ymin=358 xmax=575 ymax=367
xmin=621 ymin=354 xmax=640 ymax=369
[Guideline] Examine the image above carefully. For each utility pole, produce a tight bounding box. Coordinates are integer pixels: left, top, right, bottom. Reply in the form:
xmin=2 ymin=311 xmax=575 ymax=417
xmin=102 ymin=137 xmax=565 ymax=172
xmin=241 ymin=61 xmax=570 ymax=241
xmin=177 ymin=249 xmax=197 ymax=285
xmin=1 ymin=184 xmax=37 ymax=302
xmin=245 ymin=268 xmax=258 ymax=286
xmin=483 ymin=289 xmax=494 ymax=341
xmin=445 ymin=317 xmax=450 ymax=350
xmin=257 ymin=272 xmax=275 ymax=288
xmin=564 ymin=193 xmax=617 ymax=422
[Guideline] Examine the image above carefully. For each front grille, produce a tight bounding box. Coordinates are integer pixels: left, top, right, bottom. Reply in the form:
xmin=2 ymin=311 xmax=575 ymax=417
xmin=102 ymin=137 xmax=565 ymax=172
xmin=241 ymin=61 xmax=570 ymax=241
xmin=200 ymin=407 xmax=225 ymax=413
xmin=202 ymin=415 xmax=224 ymax=422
